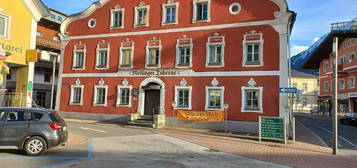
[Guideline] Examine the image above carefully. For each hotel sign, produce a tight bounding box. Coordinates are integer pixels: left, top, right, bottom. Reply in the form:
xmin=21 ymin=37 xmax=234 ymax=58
xmin=129 ymin=70 xmax=180 ymax=77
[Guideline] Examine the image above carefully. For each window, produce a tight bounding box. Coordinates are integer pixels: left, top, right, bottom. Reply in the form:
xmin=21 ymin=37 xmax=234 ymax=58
xmin=6 ymin=111 xmax=32 ymax=122
xmin=117 ymin=79 xmax=132 ymax=107
xmin=302 ymin=98 xmax=308 ymax=106
xmin=120 ymin=40 xmax=134 ymax=68
xmin=44 ymin=71 xmax=51 ymax=83
xmin=94 ymin=84 xmax=108 ymax=106
xmin=88 ymin=18 xmax=96 ymax=28
xmin=324 ymin=62 xmax=329 ymax=70
xmin=229 ymin=3 xmax=241 ymax=15
xmin=121 ymin=49 xmax=132 ymax=67
xmin=0 ymin=13 xmax=10 ymax=39
xmin=176 ymin=37 xmax=193 ymax=68
xmin=96 ymin=42 xmax=110 ymax=69
xmin=242 ymin=87 xmax=263 ymax=113
xmin=146 ymin=39 xmax=161 ymax=68
xmin=162 ymin=2 xmax=179 ymax=25
xmin=70 ymin=79 xmax=84 ymax=105
xmin=148 ymin=48 xmax=159 ymax=66
xmin=348 ymin=77 xmax=355 ymax=89
xmin=243 ymin=32 xmax=264 ymax=67
xmin=338 ymin=56 xmax=346 ymax=65
xmin=58 ymin=16 xmax=63 ymax=22
xmin=50 ymin=14 xmax=56 ymax=20
xmin=292 ymin=83 xmax=297 ymax=88
xmin=348 ymin=52 xmax=356 ymax=62
xmin=205 ymin=81 xmax=224 ymax=110
xmin=206 ymin=35 xmax=225 ymax=67
xmin=303 ymin=83 xmax=308 ymax=92
xmin=175 ymin=85 xmax=192 ymax=109
xmin=339 ymin=79 xmax=345 ymax=90
xmin=134 ymin=3 xmax=149 ymax=27
xmin=193 ymin=0 xmax=210 ymax=23
xmin=111 ymin=6 xmax=124 ymax=28
xmin=324 ymin=81 xmax=329 ymax=91
xmin=72 ymin=43 xmax=86 ymax=70
xmin=178 ymin=47 xmax=191 ymax=65
xmin=119 ymin=88 xmax=130 ymax=105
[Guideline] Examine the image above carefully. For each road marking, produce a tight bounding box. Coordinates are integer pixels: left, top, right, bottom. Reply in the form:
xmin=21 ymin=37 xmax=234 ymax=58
xmin=80 ymin=127 xmax=107 ymax=133
xmin=312 ymin=123 xmax=357 ymax=149
xmin=297 ymin=121 xmax=328 ymax=147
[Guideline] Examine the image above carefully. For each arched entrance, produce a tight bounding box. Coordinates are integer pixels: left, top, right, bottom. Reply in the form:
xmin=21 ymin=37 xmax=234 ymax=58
xmin=138 ymin=77 xmax=165 ymax=116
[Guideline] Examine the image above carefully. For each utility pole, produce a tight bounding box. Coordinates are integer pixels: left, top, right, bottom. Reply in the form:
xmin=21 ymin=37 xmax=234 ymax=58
xmin=332 ymin=37 xmax=338 ymax=155
xmin=50 ymin=56 xmax=57 ymax=110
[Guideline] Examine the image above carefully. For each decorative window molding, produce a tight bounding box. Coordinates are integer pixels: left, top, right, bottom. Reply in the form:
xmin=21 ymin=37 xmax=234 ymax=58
xmin=134 ymin=2 xmax=150 ymax=27
xmin=348 ymin=76 xmax=355 ymax=89
xmin=205 ymin=78 xmax=224 ymax=110
xmin=93 ymin=78 xmax=108 ymax=107
xmin=174 ymin=78 xmax=192 ymax=110
xmin=242 ymin=30 xmax=264 ymax=67
xmin=206 ymin=33 xmax=225 ymax=68
xmin=162 ymin=0 xmax=179 ymax=25
xmin=241 ymin=78 xmax=263 ymax=113
xmin=95 ymin=40 xmax=110 ymax=70
xmin=229 ymin=2 xmax=241 ymax=15
xmin=192 ymin=0 xmax=211 ymax=23
xmin=110 ymin=5 xmax=124 ymax=29
xmin=145 ymin=37 xmax=161 ymax=68
xmin=88 ymin=18 xmax=96 ymax=28
xmin=72 ymin=41 xmax=86 ymax=70
xmin=0 ymin=12 xmax=11 ymax=40
xmin=119 ymin=38 xmax=134 ymax=69
xmin=176 ymin=35 xmax=193 ymax=68
xmin=117 ymin=78 xmax=132 ymax=107
xmin=70 ymin=79 xmax=84 ymax=105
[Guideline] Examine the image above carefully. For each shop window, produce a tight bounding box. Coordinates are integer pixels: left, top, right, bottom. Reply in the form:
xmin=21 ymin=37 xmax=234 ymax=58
xmin=117 ymin=79 xmax=132 ymax=107
xmin=162 ymin=1 xmax=179 ymax=25
xmin=134 ymin=2 xmax=149 ymax=27
xmin=193 ymin=0 xmax=211 ymax=23
xmin=120 ymin=39 xmax=134 ymax=69
xmin=72 ymin=42 xmax=86 ymax=70
xmin=206 ymin=34 xmax=225 ymax=68
xmin=146 ymin=38 xmax=161 ymax=68
xmin=70 ymin=79 xmax=84 ymax=105
xmin=205 ymin=78 xmax=224 ymax=110
xmin=174 ymin=79 xmax=192 ymax=109
xmin=93 ymin=79 xmax=108 ymax=106
xmin=96 ymin=41 xmax=110 ymax=69
xmin=243 ymin=31 xmax=264 ymax=67
xmin=110 ymin=5 xmax=124 ymax=29
xmin=0 ymin=13 xmax=10 ymax=39
xmin=241 ymin=78 xmax=263 ymax=113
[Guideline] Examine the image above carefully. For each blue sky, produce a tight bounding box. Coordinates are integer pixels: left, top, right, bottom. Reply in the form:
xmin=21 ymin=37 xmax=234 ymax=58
xmin=43 ymin=0 xmax=357 ymax=56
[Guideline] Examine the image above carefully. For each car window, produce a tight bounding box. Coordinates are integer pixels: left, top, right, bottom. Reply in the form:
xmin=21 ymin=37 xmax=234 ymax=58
xmin=6 ymin=111 xmax=32 ymax=122
xmin=49 ymin=111 xmax=64 ymax=122
xmin=32 ymin=112 xmax=44 ymax=121
xmin=0 ymin=111 xmax=5 ymax=121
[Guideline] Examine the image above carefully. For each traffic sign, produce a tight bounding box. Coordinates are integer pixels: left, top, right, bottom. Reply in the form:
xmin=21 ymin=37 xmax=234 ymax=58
xmin=279 ymin=87 xmax=297 ymax=94
xmin=259 ymin=116 xmax=286 ymax=143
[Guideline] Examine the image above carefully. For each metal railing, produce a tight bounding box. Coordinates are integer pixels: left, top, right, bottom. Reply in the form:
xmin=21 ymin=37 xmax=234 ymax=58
xmin=331 ymin=20 xmax=357 ymax=31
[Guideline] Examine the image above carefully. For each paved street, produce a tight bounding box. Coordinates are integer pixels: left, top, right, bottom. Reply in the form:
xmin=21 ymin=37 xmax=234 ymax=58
xmin=0 ymin=122 xmax=287 ymax=168
xmin=295 ymin=113 xmax=357 ymax=159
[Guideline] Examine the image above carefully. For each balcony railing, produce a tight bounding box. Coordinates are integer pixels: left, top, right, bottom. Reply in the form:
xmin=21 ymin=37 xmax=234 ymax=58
xmin=331 ymin=20 xmax=357 ymax=31
xmin=36 ymin=36 xmax=61 ymax=50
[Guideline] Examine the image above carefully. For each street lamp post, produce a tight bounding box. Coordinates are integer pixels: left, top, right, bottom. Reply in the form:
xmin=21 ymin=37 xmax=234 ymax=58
xmin=224 ymin=104 xmax=229 ymax=134
xmin=50 ymin=56 xmax=57 ymax=110
xmin=332 ymin=37 xmax=338 ymax=155
xmin=172 ymin=102 xmax=177 ymax=127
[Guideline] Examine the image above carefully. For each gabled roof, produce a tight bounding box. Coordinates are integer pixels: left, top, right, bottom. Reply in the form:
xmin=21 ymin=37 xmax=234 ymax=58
xmin=303 ymin=19 xmax=357 ymax=69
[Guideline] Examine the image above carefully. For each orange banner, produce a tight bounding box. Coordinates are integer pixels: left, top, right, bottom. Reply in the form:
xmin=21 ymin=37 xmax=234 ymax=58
xmin=177 ymin=110 xmax=225 ymax=122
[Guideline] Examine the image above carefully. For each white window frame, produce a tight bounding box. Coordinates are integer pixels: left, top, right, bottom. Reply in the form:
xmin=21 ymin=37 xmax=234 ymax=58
xmin=72 ymin=44 xmax=86 ymax=70
xmin=192 ymin=0 xmax=211 ymax=23
xmin=119 ymin=43 xmax=134 ymax=69
xmin=348 ymin=77 xmax=355 ymax=89
xmin=70 ymin=84 xmax=84 ymax=106
xmin=162 ymin=1 xmax=179 ymax=25
xmin=174 ymin=86 xmax=192 ymax=110
xmin=206 ymin=36 xmax=225 ymax=68
xmin=241 ymin=86 xmax=263 ymax=113
xmin=145 ymin=40 xmax=161 ymax=69
xmin=117 ymin=85 xmax=132 ymax=107
xmin=242 ymin=33 xmax=264 ymax=67
xmin=95 ymin=43 xmax=110 ymax=70
xmin=176 ymin=38 xmax=193 ymax=68
xmin=0 ymin=12 xmax=11 ymax=40
xmin=110 ymin=5 xmax=124 ymax=29
xmin=324 ymin=81 xmax=329 ymax=91
xmin=93 ymin=85 xmax=108 ymax=107
xmin=339 ymin=79 xmax=345 ymax=90
xmin=205 ymin=86 xmax=224 ymax=111
xmin=348 ymin=52 xmax=356 ymax=63
xmin=134 ymin=3 xmax=150 ymax=27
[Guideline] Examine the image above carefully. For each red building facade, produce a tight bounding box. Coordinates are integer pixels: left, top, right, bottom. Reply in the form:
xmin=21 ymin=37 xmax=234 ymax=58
xmin=58 ymin=0 xmax=294 ymax=132
xmin=319 ymin=38 xmax=357 ymax=114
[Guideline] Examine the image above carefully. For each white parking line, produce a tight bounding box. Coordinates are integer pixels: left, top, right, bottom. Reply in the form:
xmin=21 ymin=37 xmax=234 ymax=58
xmin=312 ymin=123 xmax=357 ymax=149
xmin=80 ymin=127 xmax=107 ymax=133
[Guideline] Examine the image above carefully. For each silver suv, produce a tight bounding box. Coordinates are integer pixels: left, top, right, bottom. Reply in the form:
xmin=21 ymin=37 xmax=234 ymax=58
xmin=0 ymin=108 xmax=68 ymax=156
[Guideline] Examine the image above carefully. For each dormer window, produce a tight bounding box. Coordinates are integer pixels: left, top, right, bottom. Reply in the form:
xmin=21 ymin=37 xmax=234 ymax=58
xmin=162 ymin=0 xmax=179 ymax=25
xmin=134 ymin=2 xmax=150 ymax=27
xmin=193 ymin=0 xmax=211 ymax=23
xmin=110 ymin=5 xmax=124 ymax=29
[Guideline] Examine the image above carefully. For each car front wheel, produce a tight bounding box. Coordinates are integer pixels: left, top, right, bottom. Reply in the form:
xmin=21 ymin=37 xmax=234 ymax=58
xmin=24 ymin=136 xmax=47 ymax=156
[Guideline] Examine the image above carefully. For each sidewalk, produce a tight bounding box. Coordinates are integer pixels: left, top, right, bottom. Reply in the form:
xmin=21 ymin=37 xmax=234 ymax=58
xmin=156 ymin=123 xmax=357 ymax=168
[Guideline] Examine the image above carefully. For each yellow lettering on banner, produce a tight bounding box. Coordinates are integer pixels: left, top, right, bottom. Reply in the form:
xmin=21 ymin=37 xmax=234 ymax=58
xmin=177 ymin=110 xmax=225 ymax=122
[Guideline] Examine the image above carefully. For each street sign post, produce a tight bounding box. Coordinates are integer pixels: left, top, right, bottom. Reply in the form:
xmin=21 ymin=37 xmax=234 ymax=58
xmin=259 ymin=116 xmax=287 ymax=144
xmin=279 ymin=87 xmax=298 ymax=94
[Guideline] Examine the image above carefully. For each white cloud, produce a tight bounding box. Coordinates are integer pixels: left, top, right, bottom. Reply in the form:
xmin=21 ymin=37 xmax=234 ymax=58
xmin=290 ymin=45 xmax=309 ymax=57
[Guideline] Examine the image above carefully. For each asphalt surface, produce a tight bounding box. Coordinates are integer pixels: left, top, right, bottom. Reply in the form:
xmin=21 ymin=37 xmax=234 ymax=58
xmin=0 ymin=122 xmax=288 ymax=168
xmin=295 ymin=113 xmax=357 ymax=159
